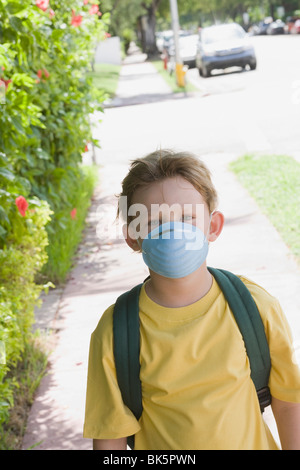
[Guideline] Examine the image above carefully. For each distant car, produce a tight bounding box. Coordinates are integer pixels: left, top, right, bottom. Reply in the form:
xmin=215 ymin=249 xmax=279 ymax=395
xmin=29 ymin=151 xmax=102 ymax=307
xmin=196 ymin=23 xmax=257 ymax=78
xmin=267 ymin=19 xmax=285 ymax=34
xmin=291 ymin=18 xmax=300 ymax=34
xmin=250 ymin=17 xmax=273 ymax=35
xmin=157 ymin=30 xmax=189 ymax=55
xmin=168 ymin=34 xmax=198 ymax=68
xmin=285 ymin=16 xmax=300 ymax=34
xmin=155 ymin=32 xmax=166 ymax=53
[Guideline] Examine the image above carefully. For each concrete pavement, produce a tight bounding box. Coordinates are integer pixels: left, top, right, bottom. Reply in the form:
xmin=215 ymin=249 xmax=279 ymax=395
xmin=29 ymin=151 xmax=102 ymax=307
xmin=22 ymin=50 xmax=300 ymax=450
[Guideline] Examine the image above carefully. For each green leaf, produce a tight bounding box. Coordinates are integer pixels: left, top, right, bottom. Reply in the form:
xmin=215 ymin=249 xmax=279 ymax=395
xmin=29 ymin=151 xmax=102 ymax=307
xmin=0 ymin=225 xmax=7 ymax=238
xmin=10 ymin=116 xmax=25 ymax=135
xmin=12 ymin=73 xmax=35 ymax=87
xmin=0 ymin=168 xmax=15 ymax=182
xmin=51 ymin=29 xmax=65 ymax=41
xmin=0 ymin=206 xmax=10 ymax=225
xmin=36 ymin=148 xmax=50 ymax=161
xmin=6 ymin=3 xmax=27 ymax=15
xmin=9 ymin=16 xmax=23 ymax=32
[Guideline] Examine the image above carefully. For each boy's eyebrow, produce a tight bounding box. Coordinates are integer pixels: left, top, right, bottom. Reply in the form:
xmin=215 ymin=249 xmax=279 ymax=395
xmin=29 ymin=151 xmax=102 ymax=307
xmin=146 ymin=204 xmax=200 ymax=216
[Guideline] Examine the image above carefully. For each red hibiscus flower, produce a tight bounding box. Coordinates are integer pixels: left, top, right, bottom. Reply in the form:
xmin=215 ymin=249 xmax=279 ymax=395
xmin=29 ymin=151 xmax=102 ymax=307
xmin=1 ymin=78 xmax=12 ymax=89
xmin=89 ymin=4 xmax=99 ymax=14
xmin=36 ymin=0 xmax=49 ymax=12
xmin=15 ymin=196 xmax=29 ymax=217
xmin=71 ymin=11 xmax=83 ymax=27
xmin=70 ymin=208 xmax=77 ymax=220
xmin=36 ymin=69 xmax=50 ymax=82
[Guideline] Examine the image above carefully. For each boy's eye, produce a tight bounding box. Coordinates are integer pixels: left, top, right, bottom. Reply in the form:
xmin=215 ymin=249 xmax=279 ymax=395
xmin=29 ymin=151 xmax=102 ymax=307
xmin=149 ymin=219 xmax=160 ymax=227
xmin=182 ymin=214 xmax=193 ymax=222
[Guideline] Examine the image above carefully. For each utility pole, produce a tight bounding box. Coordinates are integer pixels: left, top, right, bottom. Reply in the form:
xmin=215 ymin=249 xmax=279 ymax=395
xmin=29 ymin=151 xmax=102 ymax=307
xmin=169 ymin=0 xmax=186 ymax=87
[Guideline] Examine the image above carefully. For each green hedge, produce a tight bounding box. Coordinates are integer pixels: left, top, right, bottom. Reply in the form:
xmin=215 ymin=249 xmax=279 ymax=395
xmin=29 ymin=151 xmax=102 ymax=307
xmin=0 ymin=198 xmax=52 ymax=427
xmin=0 ymin=0 xmax=109 ymax=431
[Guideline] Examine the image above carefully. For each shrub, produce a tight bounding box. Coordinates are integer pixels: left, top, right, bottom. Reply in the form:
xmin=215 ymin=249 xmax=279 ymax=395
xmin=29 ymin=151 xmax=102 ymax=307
xmin=0 ymin=0 xmax=110 ymax=436
xmin=0 ymin=0 xmax=109 ymax=246
xmin=43 ymin=164 xmax=99 ymax=284
xmin=0 ymin=197 xmax=52 ymax=427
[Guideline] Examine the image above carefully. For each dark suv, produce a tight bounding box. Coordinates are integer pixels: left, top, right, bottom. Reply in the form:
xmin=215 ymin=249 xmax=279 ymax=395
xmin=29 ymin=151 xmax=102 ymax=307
xmin=196 ymin=23 xmax=257 ymax=77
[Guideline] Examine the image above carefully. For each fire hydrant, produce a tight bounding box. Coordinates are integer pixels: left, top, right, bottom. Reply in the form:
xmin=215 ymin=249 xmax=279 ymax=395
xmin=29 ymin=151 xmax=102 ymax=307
xmin=175 ymin=63 xmax=187 ymax=88
xmin=163 ymin=52 xmax=168 ymax=70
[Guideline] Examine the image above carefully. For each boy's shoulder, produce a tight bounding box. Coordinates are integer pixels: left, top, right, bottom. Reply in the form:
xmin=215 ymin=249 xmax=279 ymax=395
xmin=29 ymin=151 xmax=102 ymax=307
xmin=238 ymin=274 xmax=276 ymax=301
xmin=92 ymin=303 xmax=115 ymax=344
xmin=237 ymin=274 xmax=281 ymax=322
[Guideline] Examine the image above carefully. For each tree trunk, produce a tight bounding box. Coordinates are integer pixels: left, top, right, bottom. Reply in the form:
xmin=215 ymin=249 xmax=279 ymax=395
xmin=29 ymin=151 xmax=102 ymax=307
xmin=140 ymin=1 xmax=159 ymax=56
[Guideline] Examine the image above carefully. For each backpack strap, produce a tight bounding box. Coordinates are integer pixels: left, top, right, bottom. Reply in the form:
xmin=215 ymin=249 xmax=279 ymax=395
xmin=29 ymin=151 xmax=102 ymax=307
xmin=113 ymin=284 xmax=143 ymax=449
xmin=207 ymin=267 xmax=271 ymax=411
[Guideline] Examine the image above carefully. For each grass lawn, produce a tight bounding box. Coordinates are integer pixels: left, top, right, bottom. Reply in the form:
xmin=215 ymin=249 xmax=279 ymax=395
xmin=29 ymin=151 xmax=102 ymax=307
xmin=86 ymin=63 xmax=121 ymax=98
xmin=152 ymin=60 xmax=198 ymax=93
xmin=230 ymin=154 xmax=300 ymax=262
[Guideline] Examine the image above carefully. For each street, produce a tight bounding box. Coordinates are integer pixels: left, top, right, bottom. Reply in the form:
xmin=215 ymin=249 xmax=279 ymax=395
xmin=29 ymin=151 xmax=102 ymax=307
xmin=187 ymin=34 xmax=300 ymax=158
xmin=96 ymin=35 xmax=300 ymax=162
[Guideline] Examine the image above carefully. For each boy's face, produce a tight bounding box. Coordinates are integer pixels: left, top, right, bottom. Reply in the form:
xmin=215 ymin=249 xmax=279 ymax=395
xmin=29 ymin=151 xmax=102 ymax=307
xmin=126 ymin=176 xmax=218 ymax=245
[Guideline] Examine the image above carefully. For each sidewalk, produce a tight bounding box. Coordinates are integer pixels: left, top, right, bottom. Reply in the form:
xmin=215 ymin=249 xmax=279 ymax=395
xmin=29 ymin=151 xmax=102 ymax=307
xmin=105 ymin=46 xmax=173 ymax=108
xmin=22 ymin=50 xmax=300 ymax=450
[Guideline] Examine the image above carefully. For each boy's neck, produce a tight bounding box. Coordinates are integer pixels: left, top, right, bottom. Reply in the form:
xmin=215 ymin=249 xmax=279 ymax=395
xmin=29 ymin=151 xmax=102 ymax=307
xmin=145 ymin=264 xmax=213 ymax=308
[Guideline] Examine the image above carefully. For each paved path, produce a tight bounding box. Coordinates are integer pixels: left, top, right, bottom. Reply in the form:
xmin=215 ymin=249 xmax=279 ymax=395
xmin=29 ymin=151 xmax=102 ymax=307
xmin=22 ymin=51 xmax=300 ymax=450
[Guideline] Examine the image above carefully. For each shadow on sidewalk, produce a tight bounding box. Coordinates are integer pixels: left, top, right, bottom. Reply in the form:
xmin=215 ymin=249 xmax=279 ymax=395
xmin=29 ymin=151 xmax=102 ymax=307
xmin=104 ymin=90 xmax=197 ymax=108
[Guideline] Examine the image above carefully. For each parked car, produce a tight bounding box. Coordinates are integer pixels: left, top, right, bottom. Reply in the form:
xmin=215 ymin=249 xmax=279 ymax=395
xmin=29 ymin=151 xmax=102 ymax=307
xmin=291 ymin=18 xmax=300 ymax=34
xmin=285 ymin=16 xmax=300 ymax=34
xmin=249 ymin=17 xmax=285 ymax=35
xmin=156 ymin=30 xmax=189 ymax=55
xmin=266 ymin=19 xmax=285 ymax=34
xmin=168 ymin=34 xmax=198 ymax=68
xmin=196 ymin=23 xmax=257 ymax=78
xmin=249 ymin=17 xmax=273 ymax=35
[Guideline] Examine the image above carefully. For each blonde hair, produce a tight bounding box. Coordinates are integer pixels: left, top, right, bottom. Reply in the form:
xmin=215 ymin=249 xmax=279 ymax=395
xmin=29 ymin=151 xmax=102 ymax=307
xmin=117 ymin=149 xmax=218 ymax=222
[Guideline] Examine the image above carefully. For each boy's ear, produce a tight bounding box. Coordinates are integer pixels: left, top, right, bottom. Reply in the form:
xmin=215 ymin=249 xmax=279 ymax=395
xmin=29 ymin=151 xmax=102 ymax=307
xmin=208 ymin=211 xmax=224 ymax=242
xmin=122 ymin=224 xmax=141 ymax=252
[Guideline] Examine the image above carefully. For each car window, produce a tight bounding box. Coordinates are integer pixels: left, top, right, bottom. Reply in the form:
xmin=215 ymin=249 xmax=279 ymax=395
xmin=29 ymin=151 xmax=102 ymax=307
xmin=202 ymin=25 xmax=245 ymax=44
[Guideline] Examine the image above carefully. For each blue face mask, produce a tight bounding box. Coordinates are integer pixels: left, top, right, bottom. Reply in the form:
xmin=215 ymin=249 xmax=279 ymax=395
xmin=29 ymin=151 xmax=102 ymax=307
xmin=141 ymin=221 xmax=210 ymax=279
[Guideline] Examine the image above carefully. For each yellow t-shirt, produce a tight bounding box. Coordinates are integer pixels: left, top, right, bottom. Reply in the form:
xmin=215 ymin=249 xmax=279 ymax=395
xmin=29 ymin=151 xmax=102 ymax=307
xmin=83 ymin=276 xmax=300 ymax=450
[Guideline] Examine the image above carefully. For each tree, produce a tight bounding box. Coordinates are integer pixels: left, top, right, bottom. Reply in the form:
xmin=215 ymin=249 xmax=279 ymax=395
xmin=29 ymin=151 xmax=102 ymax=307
xmin=101 ymin=0 xmax=285 ymax=57
xmin=101 ymin=0 xmax=163 ymax=55
xmin=139 ymin=1 xmax=163 ymax=55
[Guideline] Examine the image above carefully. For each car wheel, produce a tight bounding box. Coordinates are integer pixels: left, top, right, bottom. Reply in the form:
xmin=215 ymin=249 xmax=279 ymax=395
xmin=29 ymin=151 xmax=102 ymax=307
xmin=249 ymin=61 xmax=257 ymax=71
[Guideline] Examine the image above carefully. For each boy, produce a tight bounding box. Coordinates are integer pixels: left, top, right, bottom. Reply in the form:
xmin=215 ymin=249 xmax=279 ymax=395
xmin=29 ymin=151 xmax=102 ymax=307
xmin=83 ymin=149 xmax=300 ymax=450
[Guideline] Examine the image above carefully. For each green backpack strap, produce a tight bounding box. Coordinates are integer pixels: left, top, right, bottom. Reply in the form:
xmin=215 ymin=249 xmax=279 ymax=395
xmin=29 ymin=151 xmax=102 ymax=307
xmin=113 ymin=284 xmax=143 ymax=449
xmin=207 ymin=267 xmax=271 ymax=411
